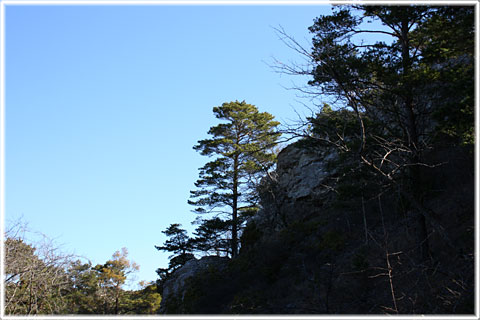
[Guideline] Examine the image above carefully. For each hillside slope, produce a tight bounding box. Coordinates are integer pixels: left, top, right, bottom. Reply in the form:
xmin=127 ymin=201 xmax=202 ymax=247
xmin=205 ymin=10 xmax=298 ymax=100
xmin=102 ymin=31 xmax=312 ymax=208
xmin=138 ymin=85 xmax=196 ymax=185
xmin=160 ymin=141 xmax=474 ymax=314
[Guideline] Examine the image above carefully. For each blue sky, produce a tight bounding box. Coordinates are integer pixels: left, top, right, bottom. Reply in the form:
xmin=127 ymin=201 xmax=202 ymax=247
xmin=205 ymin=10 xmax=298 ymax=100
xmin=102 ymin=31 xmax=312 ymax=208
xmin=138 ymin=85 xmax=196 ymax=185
xmin=5 ymin=3 xmax=332 ymax=286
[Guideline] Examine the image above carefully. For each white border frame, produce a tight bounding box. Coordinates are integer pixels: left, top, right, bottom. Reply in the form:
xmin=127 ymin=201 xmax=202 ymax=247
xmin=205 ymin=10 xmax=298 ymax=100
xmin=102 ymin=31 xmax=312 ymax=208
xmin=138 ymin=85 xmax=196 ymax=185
xmin=0 ymin=0 xmax=479 ymax=5
xmin=0 ymin=0 xmax=4 ymax=318
xmin=0 ymin=1 xmax=478 ymax=319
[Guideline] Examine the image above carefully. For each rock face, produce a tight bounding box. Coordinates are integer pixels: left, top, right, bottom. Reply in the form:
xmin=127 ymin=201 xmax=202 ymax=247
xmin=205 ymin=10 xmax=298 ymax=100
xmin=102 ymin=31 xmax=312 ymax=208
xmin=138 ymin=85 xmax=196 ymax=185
xmin=253 ymin=142 xmax=337 ymax=232
xmin=159 ymin=256 xmax=229 ymax=313
xmin=276 ymin=143 xmax=337 ymax=200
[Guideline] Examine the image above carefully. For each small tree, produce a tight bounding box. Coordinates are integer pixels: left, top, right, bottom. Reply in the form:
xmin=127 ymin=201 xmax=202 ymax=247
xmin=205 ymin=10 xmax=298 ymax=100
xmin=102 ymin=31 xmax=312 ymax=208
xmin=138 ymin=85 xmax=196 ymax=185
xmin=64 ymin=260 xmax=101 ymax=314
xmin=4 ymin=221 xmax=75 ymax=315
xmin=93 ymin=248 xmax=139 ymax=314
xmin=155 ymin=224 xmax=194 ymax=284
xmin=189 ymin=101 xmax=280 ymax=257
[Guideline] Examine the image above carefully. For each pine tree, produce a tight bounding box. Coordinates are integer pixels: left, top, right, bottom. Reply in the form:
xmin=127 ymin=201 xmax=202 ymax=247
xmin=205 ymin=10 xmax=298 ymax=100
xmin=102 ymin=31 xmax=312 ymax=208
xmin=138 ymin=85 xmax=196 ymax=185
xmin=154 ymin=224 xmax=194 ymax=285
xmin=93 ymin=248 xmax=139 ymax=314
xmin=189 ymin=101 xmax=280 ymax=257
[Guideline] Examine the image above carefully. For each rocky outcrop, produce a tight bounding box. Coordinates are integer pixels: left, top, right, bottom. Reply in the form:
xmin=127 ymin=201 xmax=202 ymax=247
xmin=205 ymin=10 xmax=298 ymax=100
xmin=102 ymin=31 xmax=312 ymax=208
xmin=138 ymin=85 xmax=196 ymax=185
xmin=276 ymin=143 xmax=337 ymax=200
xmin=253 ymin=142 xmax=337 ymax=231
xmin=159 ymin=256 xmax=229 ymax=313
xmin=159 ymin=140 xmax=474 ymax=314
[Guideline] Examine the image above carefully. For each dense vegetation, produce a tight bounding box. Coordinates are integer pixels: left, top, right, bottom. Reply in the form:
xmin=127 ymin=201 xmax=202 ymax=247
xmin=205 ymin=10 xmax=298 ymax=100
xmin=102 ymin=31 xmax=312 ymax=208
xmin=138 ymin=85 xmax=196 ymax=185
xmin=4 ymin=222 xmax=161 ymax=315
xmin=5 ymin=4 xmax=474 ymax=315
xmin=280 ymin=4 xmax=474 ymax=261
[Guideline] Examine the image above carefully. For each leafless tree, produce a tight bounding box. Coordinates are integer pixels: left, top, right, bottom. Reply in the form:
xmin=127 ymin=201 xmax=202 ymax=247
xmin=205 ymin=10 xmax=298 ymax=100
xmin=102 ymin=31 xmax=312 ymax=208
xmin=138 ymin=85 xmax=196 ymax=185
xmin=4 ymin=218 xmax=78 ymax=315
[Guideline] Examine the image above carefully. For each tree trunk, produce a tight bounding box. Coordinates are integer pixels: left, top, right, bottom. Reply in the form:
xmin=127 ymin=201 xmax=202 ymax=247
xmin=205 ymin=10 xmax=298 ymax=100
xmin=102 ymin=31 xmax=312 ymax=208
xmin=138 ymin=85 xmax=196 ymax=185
xmin=232 ymin=154 xmax=239 ymax=258
xmin=401 ymin=18 xmax=430 ymax=261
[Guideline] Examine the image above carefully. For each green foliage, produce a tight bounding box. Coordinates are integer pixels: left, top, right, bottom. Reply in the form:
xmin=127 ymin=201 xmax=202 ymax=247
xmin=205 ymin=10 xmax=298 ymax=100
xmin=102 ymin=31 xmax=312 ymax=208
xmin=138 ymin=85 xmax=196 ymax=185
xmin=64 ymin=261 xmax=101 ymax=314
xmin=68 ymin=248 xmax=156 ymax=315
xmin=91 ymin=248 xmax=140 ymax=314
xmin=155 ymin=223 xmax=192 ymax=257
xmin=189 ymin=100 xmax=280 ymax=257
xmin=120 ymin=282 xmax=162 ymax=314
xmin=308 ymin=103 xmax=361 ymax=150
xmin=418 ymin=6 xmax=475 ymax=147
xmin=191 ymin=217 xmax=230 ymax=255
xmin=306 ymin=5 xmax=474 ymax=174
xmin=5 ymin=233 xmax=154 ymax=315
xmin=155 ymin=224 xmax=194 ymax=286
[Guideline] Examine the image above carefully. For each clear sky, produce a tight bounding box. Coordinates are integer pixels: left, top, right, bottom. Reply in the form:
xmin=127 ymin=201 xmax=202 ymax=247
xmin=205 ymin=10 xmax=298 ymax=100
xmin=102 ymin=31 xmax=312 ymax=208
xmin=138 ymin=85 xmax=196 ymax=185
xmin=5 ymin=3 xmax=333 ymax=287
